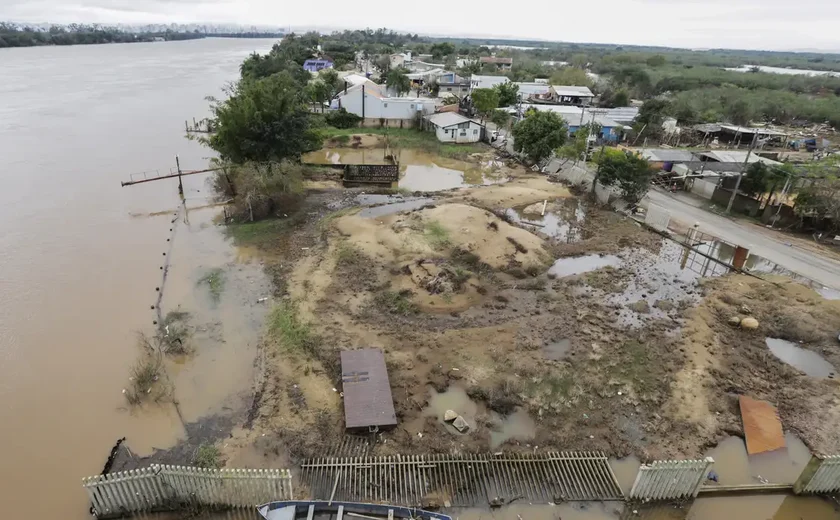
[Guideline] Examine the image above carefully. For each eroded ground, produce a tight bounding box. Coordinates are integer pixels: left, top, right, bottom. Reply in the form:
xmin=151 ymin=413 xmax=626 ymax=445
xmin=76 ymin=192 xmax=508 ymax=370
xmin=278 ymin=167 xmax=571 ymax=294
xmin=219 ymin=141 xmax=840 ymax=469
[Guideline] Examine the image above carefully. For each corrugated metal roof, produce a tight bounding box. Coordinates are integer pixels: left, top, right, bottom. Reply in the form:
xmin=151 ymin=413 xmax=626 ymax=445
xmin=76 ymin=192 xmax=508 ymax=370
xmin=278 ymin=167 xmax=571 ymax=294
xmin=701 ymin=151 xmax=782 ymax=165
xmin=426 ymin=112 xmax=471 ymax=127
xmin=341 ymin=348 xmax=397 ymax=430
xmin=551 ymin=85 xmax=594 ymax=97
xmin=480 ymin=56 xmax=513 ymax=64
xmin=470 ymin=75 xmax=510 ymax=90
xmin=519 ymin=104 xmax=619 ymax=128
xmin=637 ymin=149 xmax=698 ymax=162
xmin=603 ymin=107 xmax=640 ymax=124
xmin=719 ymin=124 xmax=787 ymax=137
xmin=516 ymin=82 xmax=552 ymax=96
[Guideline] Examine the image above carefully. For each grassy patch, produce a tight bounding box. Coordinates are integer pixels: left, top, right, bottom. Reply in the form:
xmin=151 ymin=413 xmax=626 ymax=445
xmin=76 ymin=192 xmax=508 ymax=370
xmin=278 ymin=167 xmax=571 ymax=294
xmin=374 ymin=290 xmax=418 ymax=316
xmin=192 ymin=443 xmax=222 ymax=469
xmin=124 ymin=356 xmax=161 ymax=405
xmin=197 ymin=268 xmax=225 ymax=303
xmin=424 ymin=220 xmax=451 ymax=250
xmin=268 ymin=301 xmax=317 ymax=355
xmin=226 ymin=218 xmax=287 ymax=244
xmin=320 ymin=127 xmax=484 ymax=159
xmin=318 ymin=207 xmax=357 ymax=233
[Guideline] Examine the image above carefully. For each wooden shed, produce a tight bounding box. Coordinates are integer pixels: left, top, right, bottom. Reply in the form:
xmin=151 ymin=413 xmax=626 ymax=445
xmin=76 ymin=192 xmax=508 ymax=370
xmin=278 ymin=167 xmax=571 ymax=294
xmin=340 ymin=348 xmax=398 ymax=431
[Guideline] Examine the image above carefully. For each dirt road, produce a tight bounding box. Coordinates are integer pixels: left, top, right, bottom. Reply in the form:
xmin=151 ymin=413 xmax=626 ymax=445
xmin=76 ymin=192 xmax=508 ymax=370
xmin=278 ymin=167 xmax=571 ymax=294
xmin=644 ymin=188 xmax=840 ymax=292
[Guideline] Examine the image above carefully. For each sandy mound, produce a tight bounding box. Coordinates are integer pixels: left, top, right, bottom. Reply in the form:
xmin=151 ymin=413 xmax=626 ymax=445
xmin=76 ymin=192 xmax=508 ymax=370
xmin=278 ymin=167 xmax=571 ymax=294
xmin=335 ymin=203 xmax=549 ymax=270
xmin=455 ymin=175 xmax=572 ymax=209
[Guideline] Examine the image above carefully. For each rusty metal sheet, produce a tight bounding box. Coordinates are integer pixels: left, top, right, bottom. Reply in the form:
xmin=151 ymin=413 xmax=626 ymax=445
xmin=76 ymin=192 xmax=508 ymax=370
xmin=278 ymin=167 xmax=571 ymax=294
xmin=341 ymin=348 xmax=397 ymax=430
xmin=739 ymin=395 xmax=785 ymax=455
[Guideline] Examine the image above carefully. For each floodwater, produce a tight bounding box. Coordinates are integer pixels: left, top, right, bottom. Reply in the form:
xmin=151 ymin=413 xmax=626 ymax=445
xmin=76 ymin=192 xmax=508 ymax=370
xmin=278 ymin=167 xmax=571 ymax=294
xmin=302 ymin=147 xmax=508 ymax=191
xmin=505 ymin=198 xmax=587 ymax=242
xmin=726 ymin=65 xmax=840 ymax=77
xmin=0 ymin=38 xmax=277 ymax=519
xmin=765 ymin=338 xmax=837 ymax=378
xmin=421 ymin=387 xmax=536 ymax=447
xmin=549 ymin=254 xmax=621 ymax=277
xmin=704 ymin=433 xmax=813 ymax=485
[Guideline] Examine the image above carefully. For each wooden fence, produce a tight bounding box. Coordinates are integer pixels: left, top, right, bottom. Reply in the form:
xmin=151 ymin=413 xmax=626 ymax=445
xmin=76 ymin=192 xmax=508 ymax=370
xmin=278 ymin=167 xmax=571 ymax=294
xmin=644 ymin=204 xmax=671 ymax=232
xmin=83 ymin=464 xmax=293 ymax=518
xmin=629 ymin=458 xmax=713 ymax=501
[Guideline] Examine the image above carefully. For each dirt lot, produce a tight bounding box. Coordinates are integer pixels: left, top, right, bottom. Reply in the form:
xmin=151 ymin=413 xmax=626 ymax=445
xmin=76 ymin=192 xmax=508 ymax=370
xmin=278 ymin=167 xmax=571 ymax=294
xmin=221 ymin=143 xmax=840 ymax=467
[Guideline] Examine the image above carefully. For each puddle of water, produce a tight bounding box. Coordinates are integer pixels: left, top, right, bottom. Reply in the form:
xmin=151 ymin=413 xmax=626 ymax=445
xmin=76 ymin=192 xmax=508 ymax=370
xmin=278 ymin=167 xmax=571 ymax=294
xmin=703 ymin=433 xmax=812 ymax=485
xmin=303 ymin=148 xmax=391 ymax=165
xmin=489 ymin=407 xmax=537 ymax=448
xmin=358 ymin=197 xmax=434 ymax=218
xmin=505 ymin=199 xmax=586 ymax=242
xmin=684 ymin=494 xmax=840 ymax=520
xmin=608 ymin=455 xmax=641 ymax=495
xmin=400 ymin=163 xmax=469 ymax=192
xmin=765 ymin=338 xmax=836 ymax=378
xmin=543 ymin=338 xmax=571 ymax=360
xmin=424 ymin=386 xmax=479 ymax=428
xmin=304 ymin=147 xmax=508 ymax=192
xmin=549 ymin=254 xmax=621 ymax=277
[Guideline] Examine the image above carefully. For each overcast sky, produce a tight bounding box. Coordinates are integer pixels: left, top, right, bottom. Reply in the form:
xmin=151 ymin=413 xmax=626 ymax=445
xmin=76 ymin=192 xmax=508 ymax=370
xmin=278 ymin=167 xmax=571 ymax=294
xmin=3 ymin=0 xmax=839 ymax=52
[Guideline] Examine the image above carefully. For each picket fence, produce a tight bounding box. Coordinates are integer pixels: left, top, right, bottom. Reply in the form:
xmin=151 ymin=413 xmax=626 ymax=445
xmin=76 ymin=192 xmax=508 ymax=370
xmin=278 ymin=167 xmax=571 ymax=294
xmin=83 ymin=464 xmax=293 ymax=518
xmin=629 ymin=458 xmax=713 ymax=501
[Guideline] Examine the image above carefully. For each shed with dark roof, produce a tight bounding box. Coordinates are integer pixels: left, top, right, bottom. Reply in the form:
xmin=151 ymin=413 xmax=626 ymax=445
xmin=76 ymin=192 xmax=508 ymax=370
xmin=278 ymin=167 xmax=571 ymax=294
xmin=340 ymin=348 xmax=398 ymax=431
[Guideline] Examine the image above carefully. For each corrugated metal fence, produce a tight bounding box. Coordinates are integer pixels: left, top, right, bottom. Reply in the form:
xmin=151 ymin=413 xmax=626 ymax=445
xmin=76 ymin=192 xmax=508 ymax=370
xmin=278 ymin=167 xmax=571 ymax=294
xmin=300 ymin=452 xmax=624 ymax=506
xmin=83 ymin=465 xmax=293 ymax=518
xmin=644 ymin=204 xmax=671 ymax=232
xmin=795 ymin=455 xmax=840 ymax=494
xmin=629 ymin=458 xmax=713 ymax=501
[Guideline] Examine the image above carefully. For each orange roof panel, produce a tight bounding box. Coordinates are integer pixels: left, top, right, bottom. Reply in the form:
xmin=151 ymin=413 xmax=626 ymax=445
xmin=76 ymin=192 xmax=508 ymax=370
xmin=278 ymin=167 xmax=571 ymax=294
xmin=739 ymin=395 xmax=786 ymax=455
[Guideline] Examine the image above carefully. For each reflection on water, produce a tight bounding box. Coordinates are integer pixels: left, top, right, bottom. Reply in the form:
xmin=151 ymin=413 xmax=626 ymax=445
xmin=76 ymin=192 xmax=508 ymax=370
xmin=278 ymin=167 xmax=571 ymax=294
xmin=550 ymin=254 xmax=621 ymax=277
xmin=489 ymin=408 xmax=536 ymax=448
xmin=505 ymin=198 xmax=587 ymax=242
xmin=765 ymin=338 xmax=836 ymax=378
xmin=703 ymin=433 xmax=812 ymax=485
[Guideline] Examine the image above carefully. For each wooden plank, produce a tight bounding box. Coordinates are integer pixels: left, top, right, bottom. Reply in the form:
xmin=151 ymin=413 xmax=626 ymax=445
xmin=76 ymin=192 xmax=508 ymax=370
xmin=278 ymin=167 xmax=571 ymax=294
xmin=739 ymin=396 xmax=785 ymax=455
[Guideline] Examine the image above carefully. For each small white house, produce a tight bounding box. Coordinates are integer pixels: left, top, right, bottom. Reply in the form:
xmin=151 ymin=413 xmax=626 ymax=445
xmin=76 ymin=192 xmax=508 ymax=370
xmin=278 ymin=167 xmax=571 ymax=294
xmin=424 ymin=112 xmax=484 ymax=143
xmin=334 ymin=81 xmax=438 ymax=125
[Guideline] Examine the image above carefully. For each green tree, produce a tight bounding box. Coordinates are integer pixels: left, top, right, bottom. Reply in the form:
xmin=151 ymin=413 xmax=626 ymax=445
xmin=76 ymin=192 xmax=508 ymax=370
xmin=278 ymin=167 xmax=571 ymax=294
xmin=206 ymin=72 xmax=322 ymax=164
xmin=430 ymin=42 xmax=456 ymax=59
xmin=494 ymin=82 xmax=520 ymax=107
xmin=594 ymin=151 xmax=653 ymax=203
xmin=646 ymin=55 xmax=666 ymax=67
xmin=550 ymin=67 xmax=592 ymax=87
xmin=471 ymin=88 xmax=500 ymax=123
xmin=511 ymin=110 xmax=568 ymax=164
xmin=386 ymin=68 xmax=411 ymax=96
xmin=490 ymin=109 xmax=511 ymax=129
xmin=634 ymin=98 xmax=669 ymax=138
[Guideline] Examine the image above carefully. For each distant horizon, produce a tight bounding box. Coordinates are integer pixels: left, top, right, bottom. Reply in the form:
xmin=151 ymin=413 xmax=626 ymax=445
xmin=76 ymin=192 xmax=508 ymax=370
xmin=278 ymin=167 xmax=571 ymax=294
xmin=3 ymin=18 xmax=840 ymax=55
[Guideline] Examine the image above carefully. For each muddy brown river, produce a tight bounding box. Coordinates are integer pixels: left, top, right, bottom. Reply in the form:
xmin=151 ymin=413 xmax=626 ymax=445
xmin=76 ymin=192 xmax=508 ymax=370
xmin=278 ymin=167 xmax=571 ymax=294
xmin=0 ymin=38 xmax=275 ymax=519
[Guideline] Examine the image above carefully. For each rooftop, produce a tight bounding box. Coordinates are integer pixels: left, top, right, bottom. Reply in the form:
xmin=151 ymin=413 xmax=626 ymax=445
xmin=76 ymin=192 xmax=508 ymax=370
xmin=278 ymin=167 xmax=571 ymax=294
xmin=516 ymin=82 xmax=553 ymax=96
xmin=603 ymin=107 xmax=640 ymax=124
xmin=341 ymin=348 xmax=397 ymax=430
xmin=425 ymin=112 xmax=478 ymax=128
xmin=470 ymin=75 xmax=510 ymax=89
xmin=552 ymin=85 xmax=595 ymax=97
xmin=700 ymin=150 xmax=782 ymax=165
xmin=519 ymin=104 xmax=620 ymax=128
xmin=480 ymin=56 xmax=513 ymax=64
xmin=636 ymin=149 xmax=698 ymax=163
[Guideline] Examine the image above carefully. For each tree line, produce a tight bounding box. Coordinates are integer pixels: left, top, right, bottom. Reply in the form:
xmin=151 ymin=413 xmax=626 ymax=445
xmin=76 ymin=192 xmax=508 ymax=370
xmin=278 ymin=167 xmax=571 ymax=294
xmin=0 ymin=23 xmax=204 ymax=48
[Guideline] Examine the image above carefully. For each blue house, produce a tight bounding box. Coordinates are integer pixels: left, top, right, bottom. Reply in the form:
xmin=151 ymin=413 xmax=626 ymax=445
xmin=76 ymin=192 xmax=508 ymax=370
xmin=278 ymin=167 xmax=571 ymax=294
xmin=518 ymin=104 xmax=623 ymax=142
xmin=303 ymin=59 xmax=334 ymax=72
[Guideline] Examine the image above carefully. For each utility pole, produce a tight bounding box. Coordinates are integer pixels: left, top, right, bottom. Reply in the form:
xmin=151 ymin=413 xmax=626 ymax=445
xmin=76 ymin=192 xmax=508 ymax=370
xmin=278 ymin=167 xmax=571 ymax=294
xmin=726 ymin=132 xmax=758 ymax=214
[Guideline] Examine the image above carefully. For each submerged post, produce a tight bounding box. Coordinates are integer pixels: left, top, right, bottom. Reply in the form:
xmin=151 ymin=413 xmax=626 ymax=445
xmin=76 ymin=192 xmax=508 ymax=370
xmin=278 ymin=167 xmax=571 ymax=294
xmin=175 ymin=155 xmax=184 ymax=200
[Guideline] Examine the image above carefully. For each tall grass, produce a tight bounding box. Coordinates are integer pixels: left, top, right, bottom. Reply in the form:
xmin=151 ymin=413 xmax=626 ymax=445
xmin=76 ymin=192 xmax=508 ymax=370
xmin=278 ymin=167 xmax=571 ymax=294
xmin=268 ymin=301 xmax=317 ymax=355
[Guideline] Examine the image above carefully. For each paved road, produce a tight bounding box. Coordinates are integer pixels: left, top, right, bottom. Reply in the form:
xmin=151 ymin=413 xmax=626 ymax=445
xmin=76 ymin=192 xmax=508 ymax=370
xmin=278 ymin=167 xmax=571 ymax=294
xmin=644 ymin=188 xmax=840 ymax=292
